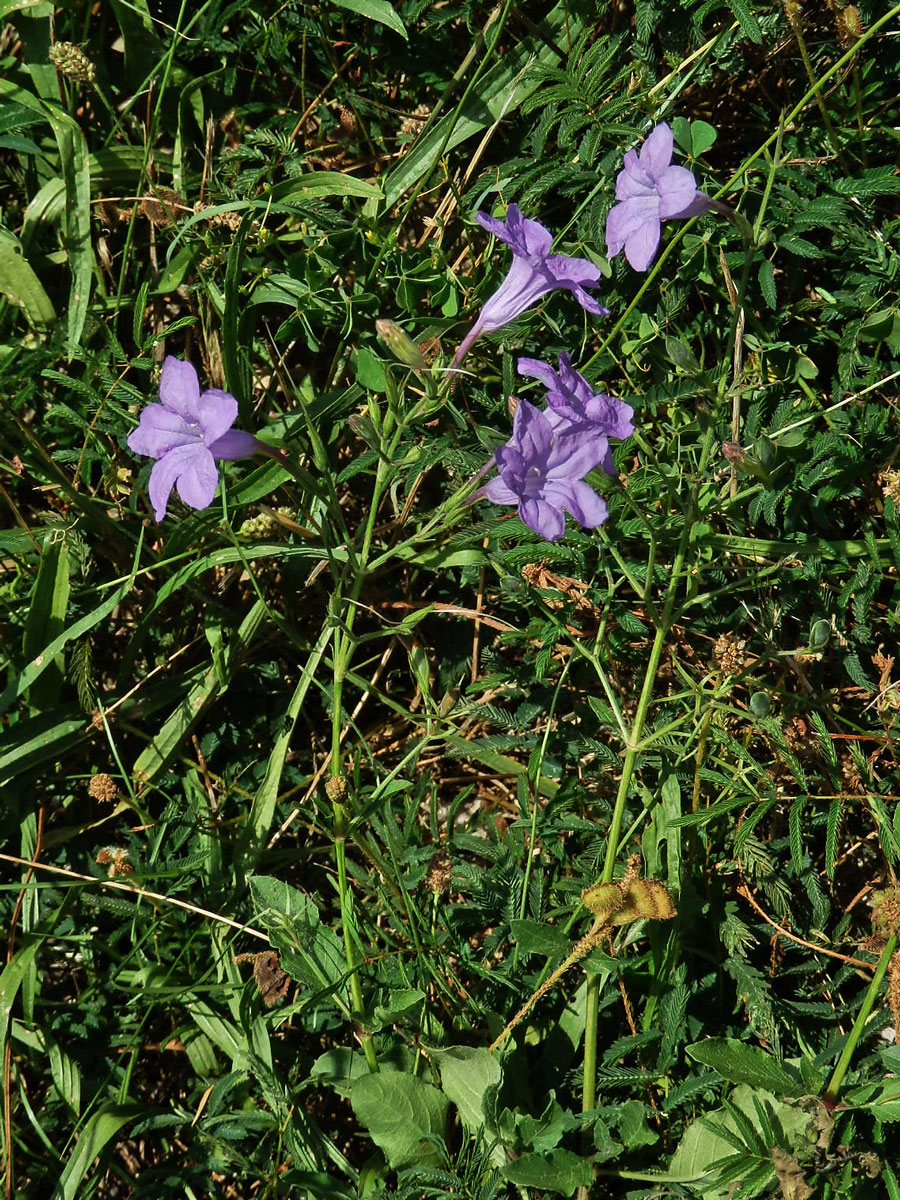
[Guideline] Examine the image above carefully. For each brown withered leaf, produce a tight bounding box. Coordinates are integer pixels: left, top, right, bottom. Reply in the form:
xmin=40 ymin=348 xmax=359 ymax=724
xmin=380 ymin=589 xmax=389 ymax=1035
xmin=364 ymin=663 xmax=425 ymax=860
xmin=235 ymin=951 xmax=291 ymax=1007
xmin=772 ymin=1146 xmax=813 ymax=1200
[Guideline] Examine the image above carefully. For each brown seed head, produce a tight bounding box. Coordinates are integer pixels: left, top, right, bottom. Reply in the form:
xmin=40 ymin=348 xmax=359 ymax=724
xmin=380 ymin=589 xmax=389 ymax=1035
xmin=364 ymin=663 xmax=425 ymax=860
xmin=88 ymin=773 xmax=118 ymax=803
xmin=325 ymin=775 xmax=348 ymax=802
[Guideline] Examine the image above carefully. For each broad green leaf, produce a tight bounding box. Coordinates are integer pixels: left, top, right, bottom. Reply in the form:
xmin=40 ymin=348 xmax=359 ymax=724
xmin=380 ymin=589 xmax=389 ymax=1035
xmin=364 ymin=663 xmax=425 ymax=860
xmin=690 ymin=119 xmax=718 ymax=157
xmin=350 ymin=1073 xmax=449 ymax=1168
xmin=503 ymin=1149 xmax=592 ymax=1196
xmin=509 ymin=918 xmax=570 ymax=959
xmin=272 ymin=172 xmax=382 ymax=201
xmin=372 ymin=988 xmax=425 ymax=1029
xmin=309 ymin=1048 xmax=371 ymax=1096
xmin=329 ymin=0 xmax=406 ymax=38
xmin=0 ymin=239 xmax=55 ymax=328
xmin=0 ymin=710 xmax=85 ymax=785
xmin=355 ymin=346 xmax=387 ymax=392
xmin=50 ymin=1105 xmax=141 ymax=1200
xmin=669 ymin=1085 xmax=809 ymax=1195
xmin=0 ymin=0 xmax=52 ymax=14
xmin=0 ymin=944 xmax=40 ymax=1048
xmin=249 ymin=875 xmax=349 ymax=1006
xmin=686 ymin=1038 xmax=805 ymax=1097
xmin=430 ymin=1045 xmax=502 ymax=1133
xmin=846 ymin=1078 xmax=900 ymax=1122
xmin=22 ymin=533 xmax=70 ymax=710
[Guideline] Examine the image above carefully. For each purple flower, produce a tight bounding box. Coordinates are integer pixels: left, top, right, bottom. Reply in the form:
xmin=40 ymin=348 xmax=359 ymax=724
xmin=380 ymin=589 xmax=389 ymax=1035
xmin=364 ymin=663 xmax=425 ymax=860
xmin=605 ymin=123 xmax=712 ymax=272
xmin=482 ymin=400 xmax=610 ymax=542
xmin=127 ymin=357 xmax=260 ymax=521
xmin=517 ymin=353 xmax=634 ymax=474
xmin=452 ymin=204 xmax=607 ymax=368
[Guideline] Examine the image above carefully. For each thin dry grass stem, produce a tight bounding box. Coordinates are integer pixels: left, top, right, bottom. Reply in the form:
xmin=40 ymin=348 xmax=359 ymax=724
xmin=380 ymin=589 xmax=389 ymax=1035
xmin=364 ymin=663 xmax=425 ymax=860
xmin=0 ymin=853 xmax=270 ymax=942
xmin=737 ymin=882 xmax=874 ymax=972
xmin=471 ymin=552 xmax=488 ymax=683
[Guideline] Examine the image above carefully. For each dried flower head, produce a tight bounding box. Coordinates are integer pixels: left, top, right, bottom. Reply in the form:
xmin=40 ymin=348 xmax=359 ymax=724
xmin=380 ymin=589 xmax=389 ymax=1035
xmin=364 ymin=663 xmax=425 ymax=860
xmin=426 ymin=850 xmax=452 ymax=895
xmin=88 ymin=773 xmax=118 ymax=803
xmin=325 ymin=775 xmax=348 ymax=802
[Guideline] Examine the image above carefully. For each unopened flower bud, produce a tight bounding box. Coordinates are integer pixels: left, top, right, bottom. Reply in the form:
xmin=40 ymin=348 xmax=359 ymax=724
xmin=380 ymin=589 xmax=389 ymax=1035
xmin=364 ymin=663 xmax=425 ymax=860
xmin=375 ymin=320 xmax=427 ymax=369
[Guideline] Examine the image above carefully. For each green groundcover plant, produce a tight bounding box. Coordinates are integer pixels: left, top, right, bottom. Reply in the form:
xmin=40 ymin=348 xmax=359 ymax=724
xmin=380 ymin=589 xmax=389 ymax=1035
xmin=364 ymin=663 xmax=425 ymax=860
xmin=2 ymin=0 xmax=900 ymax=1197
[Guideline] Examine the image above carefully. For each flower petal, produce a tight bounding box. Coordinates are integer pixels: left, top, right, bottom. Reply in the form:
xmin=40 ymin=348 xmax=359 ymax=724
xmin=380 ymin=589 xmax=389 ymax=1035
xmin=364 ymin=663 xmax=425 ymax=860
xmin=638 ymin=122 xmax=674 ymax=180
xmin=547 ymin=427 xmax=609 ymax=479
xmin=517 ymin=356 xmax=561 ymax=391
xmin=545 ymin=479 xmax=608 ymax=528
xmin=606 ymin=196 xmax=659 ymax=258
xmin=176 ymin=445 xmax=219 ymax=511
xmin=159 ymin=357 xmax=201 ymax=420
xmin=127 ymin=404 xmax=197 ymax=459
xmin=196 ymin=388 xmax=238 ymax=445
xmin=520 ymin=497 xmax=565 ymax=542
xmin=514 ymin=400 xmax=553 ymax=464
xmin=477 ymin=210 xmax=516 ymax=245
xmin=483 ymin=476 xmax=519 ymax=505
xmin=545 ymin=255 xmax=605 ymax=314
xmin=582 ymin=394 xmax=635 ymax=439
xmin=146 ymin=444 xmax=218 ymax=521
xmin=666 ymin=191 xmax=714 ymax=220
xmin=618 ymin=149 xmax=654 ymax=198
xmin=505 ymin=204 xmax=554 ymax=257
xmin=656 ymin=166 xmax=700 ymax=218
xmin=477 ymin=255 xmax=551 ymax=332
xmin=624 ymin=219 xmax=661 ymax=272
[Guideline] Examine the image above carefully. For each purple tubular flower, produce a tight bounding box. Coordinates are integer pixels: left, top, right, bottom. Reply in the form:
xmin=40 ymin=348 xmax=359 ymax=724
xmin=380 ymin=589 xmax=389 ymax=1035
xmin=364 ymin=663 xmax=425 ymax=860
xmin=452 ymin=204 xmax=607 ymax=368
xmin=605 ymin=123 xmax=712 ymax=272
xmin=482 ymin=400 xmax=609 ymax=542
xmin=127 ymin=357 xmax=260 ymax=521
xmin=517 ymin=352 xmax=634 ymax=463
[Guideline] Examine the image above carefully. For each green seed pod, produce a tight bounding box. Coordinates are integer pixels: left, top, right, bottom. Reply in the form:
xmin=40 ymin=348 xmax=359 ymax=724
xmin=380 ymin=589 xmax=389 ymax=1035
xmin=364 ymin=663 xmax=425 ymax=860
xmin=375 ymin=319 xmax=427 ymax=369
xmin=809 ymin=619 xmax=831 ymax=650
xmin=749 ymin=691 xmax=770 ymax=719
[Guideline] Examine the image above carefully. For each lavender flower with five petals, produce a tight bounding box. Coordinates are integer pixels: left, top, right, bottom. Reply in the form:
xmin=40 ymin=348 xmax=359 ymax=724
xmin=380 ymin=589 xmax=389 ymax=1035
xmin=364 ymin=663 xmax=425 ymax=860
xmin=482 ymin=400 xmax=610 ymax=542
xmin=517 ymin=352 xmax=634 ymax=473
xmin=452 ymin=204 xmax=607 ymax=368
xmin=605 ymin=123 xmax=713 ymax=272
xmin=127 ymin=357 xmax=260 ymax=521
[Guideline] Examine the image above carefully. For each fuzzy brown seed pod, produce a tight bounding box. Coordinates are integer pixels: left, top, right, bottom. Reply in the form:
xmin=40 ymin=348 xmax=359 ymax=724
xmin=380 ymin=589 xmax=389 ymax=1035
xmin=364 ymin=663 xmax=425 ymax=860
xmin=88 ymin=773 xmax=118 ymax=803
xmin=325 ymin=775 xmax=348 ymax=802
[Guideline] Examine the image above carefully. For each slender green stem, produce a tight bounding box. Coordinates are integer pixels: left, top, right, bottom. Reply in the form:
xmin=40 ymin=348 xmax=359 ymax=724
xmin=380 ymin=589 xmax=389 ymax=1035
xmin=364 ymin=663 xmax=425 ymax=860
xmin=825 ymin=934 xmax=897 ymax=1104
xmin=325 ymin=392 xmax=418 ymax=1074
xmin=581 ymin=518 xmax=691 ymax=1117
xmin=519 ymin=657 xmax=575 ymax=924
